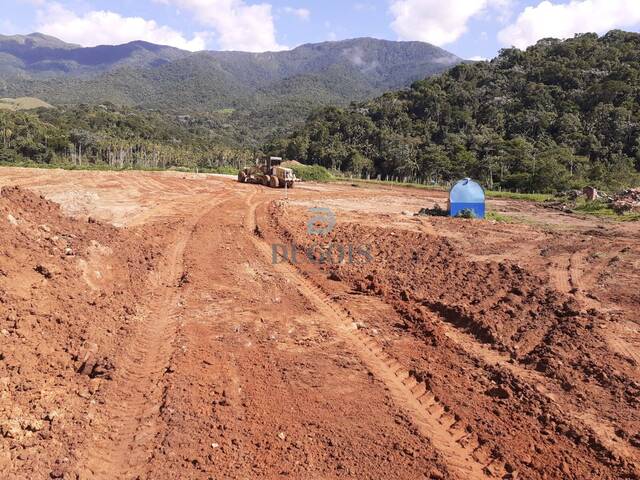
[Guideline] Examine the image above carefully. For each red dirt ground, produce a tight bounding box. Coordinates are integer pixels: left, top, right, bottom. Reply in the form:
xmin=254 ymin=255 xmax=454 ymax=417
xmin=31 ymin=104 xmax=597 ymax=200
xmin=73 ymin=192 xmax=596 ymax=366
xmin=0 ymin=166 xmax=638 ymax=479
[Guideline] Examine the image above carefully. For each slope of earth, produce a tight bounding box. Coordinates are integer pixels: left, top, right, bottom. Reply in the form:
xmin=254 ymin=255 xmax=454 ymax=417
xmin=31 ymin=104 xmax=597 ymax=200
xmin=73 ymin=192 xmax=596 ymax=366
xmin=0 ymin=186 xmax=164 ymax=478
xmin=0 ymin=166 xmax=638 ymax=479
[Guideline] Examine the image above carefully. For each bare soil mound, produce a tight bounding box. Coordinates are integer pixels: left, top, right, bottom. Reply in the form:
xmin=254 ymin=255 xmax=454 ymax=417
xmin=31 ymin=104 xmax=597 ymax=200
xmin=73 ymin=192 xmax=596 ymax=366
xmin=0 ymin=186 xmax=161 ymax=478
xmin=268 ymin=200 xmax=640 ymax=479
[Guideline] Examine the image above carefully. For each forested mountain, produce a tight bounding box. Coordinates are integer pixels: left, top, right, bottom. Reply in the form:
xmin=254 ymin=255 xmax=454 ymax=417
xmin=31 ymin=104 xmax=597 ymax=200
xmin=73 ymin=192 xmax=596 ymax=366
xmin=0 ymin=34 xmax=460 ymax=143
xmin=270 ymin=31 xmax=640 ymax=192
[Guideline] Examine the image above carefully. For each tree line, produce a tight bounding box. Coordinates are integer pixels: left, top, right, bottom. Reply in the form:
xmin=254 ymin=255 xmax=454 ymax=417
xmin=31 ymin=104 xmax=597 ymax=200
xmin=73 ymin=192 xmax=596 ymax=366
xmin=0 ymin=104 xmax=254 ymax=170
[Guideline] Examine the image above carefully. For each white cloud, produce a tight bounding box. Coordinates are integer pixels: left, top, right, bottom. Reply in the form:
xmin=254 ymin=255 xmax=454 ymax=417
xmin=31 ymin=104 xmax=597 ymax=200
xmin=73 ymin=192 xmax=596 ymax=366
xmin=499 ymin=0 xmax=640 ymax=49
xmin=283 ymin=7 xmax=310 ymax=21
xmin=158 ymin=0 xmax=286 ymax=52
xmin=36 ymin=4 xmax=206 ymax=51
xmin=389 ymin=0 xmax=510 ymax=46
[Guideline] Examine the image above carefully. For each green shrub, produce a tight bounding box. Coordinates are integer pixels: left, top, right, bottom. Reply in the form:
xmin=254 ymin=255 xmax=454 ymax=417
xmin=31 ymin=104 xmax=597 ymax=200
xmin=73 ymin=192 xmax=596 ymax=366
xmin=573 ymin=199 xmax=640 ymax=221
xmin=455 ymin=208 xmax=477 ymax=219
xmin=202 ymin=165 xmax=240 ymax=175
xmin=485 ymin=211 xmax=518 ymax=223
xmin=290 ymin=164 xmax=333 ymax=182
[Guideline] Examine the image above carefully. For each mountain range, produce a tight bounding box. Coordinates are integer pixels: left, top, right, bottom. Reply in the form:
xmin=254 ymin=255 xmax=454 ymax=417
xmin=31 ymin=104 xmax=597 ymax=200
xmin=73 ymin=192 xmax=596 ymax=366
xmin=0 ymin=33 xmax=460 ymax=121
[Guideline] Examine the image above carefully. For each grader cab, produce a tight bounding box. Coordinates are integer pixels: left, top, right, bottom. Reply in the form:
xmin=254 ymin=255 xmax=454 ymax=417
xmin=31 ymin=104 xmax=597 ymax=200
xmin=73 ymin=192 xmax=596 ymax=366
xmin=238 ymin=157 xmax=295 ymax=188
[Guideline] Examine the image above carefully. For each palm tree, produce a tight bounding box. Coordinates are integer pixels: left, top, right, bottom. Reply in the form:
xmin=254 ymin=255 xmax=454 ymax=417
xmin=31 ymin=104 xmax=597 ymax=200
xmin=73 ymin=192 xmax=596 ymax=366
xmin=2 ymin=128 xmax=12 ymax=148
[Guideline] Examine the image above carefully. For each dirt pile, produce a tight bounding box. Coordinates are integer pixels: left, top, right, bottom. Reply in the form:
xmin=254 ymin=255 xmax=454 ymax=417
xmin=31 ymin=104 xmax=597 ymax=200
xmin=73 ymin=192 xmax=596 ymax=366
xmin=272 ymin=201 xmax=581 ymax=352
xmin=0 ymin=186 xmax=160 ymax=478
xmin=546 ymin=187 xmax=640 ymax=215
xmin=268 ymin=200 xmax=640 ymax=478
xmin=611 ymin=188 xmax=640 ymax=214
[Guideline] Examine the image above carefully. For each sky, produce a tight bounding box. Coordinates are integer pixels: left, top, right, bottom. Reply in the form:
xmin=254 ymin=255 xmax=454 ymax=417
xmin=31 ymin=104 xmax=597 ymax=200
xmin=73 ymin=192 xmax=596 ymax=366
xmin=3 ymin=0 xmax=640 ymax=59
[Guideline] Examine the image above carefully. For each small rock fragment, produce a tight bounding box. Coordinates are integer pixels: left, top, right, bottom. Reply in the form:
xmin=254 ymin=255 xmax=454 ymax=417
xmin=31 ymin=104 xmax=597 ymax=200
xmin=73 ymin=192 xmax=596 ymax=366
xmin=328 ymin=271 xmax=341 ymax=281
xmin=428 ymin=468 xmax=445 ymax=479
xmin=77 ymin=342 xmax=99 ymax=376
xmin=34 ymin=264 xmax=53 ymax=279
xmin=486 ymin=386 xmax=511 ymax=399
xmin=44 ymin=411 xmax=59 ymax=422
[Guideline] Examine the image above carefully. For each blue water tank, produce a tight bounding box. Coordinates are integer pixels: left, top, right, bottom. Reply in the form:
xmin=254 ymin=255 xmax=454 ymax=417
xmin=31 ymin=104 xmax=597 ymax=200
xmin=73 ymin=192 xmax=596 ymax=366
xmin=449 ymin=178 xmax=485 ymax=218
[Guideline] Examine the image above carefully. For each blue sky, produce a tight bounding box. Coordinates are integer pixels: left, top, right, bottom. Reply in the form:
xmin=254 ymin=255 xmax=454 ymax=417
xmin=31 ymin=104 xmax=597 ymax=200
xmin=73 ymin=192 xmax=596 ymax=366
xmin=5 ymin=0 xmax=640 ymax=59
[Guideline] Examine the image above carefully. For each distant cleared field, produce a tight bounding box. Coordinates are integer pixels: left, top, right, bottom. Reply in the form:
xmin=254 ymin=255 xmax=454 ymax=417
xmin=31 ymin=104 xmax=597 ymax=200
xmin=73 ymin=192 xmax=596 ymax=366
xmin=0 ymin=97 xmax=53 ymax=111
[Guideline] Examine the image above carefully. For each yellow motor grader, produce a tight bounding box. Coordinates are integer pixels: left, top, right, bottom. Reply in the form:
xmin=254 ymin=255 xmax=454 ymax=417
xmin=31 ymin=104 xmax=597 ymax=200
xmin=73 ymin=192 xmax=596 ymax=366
xmin=238 ymin=157 xmax=295 ymax=188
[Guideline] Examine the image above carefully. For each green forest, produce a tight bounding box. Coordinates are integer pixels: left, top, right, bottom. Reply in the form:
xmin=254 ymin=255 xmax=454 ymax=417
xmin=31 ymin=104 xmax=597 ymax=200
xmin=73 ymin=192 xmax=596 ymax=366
xmin=0 ymin=104 xmax=253 ymax=170
xmin=267 ymin=31 xmax=640 ymax=192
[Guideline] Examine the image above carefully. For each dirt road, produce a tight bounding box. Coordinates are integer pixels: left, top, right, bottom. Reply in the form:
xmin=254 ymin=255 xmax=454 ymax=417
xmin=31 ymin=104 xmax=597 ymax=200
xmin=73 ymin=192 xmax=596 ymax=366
xmin=0 ymin=167 xmax=638 ymax=479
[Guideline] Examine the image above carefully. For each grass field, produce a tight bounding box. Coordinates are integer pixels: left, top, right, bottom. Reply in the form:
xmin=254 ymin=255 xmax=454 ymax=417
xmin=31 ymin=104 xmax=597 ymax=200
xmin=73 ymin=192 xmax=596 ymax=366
xmin=484 ymin=190 xmax=552 ymax=202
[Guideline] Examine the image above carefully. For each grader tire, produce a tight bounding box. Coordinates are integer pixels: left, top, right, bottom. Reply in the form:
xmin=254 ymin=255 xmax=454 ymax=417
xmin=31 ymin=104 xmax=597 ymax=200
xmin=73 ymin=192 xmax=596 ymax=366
xmin=238 ymin=171 xmax=247 ymax=183
xmin=270 ymin=176 xmax=280 ymax=188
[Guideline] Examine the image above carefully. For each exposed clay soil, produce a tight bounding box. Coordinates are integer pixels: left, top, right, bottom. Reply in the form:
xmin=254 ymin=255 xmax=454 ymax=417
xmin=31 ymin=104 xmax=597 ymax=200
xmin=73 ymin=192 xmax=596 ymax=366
xmin=0 ymin=166 xmax=639 ymax=480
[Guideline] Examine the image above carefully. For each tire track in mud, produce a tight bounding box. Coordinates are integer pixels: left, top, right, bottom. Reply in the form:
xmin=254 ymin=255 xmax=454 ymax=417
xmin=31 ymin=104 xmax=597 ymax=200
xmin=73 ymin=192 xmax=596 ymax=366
xmin=605 ymin=321 xmax=640 ymax=367
xmin=552 ymin=251 xmax=640 ymax=369
xmin=244 ymin=191 xmax=507 ymax=480
xmin=77 ymin=195 xmax=225 ymax=479
xmin=566 ymin=251 xmax=640 ymax=367
xmin=567 ymin=252 xmax=604 ymax=311
xmin=550 ymin=254 xmax=573 ymax=296
xmin=551 ymin=251 xmax=604 ymax=311
xmin=432 ymin=310 xmax=640 ymax=470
